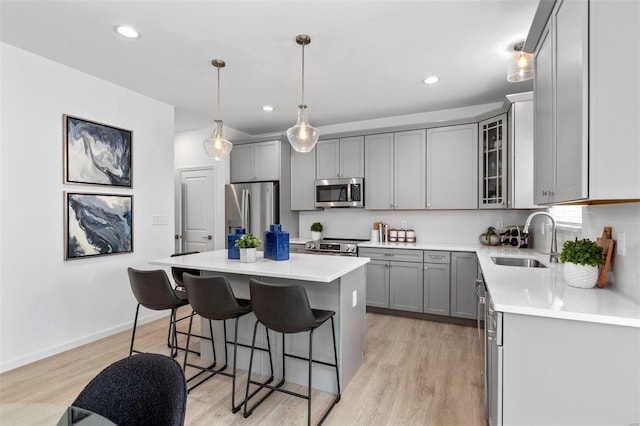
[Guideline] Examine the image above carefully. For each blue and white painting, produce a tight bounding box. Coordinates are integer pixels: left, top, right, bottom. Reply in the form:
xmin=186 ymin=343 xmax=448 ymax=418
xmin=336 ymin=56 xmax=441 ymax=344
xmin=64 ymin=115 xmax=132 ymax=187
xmin=66 ymin=193 xmax=133 ymax=259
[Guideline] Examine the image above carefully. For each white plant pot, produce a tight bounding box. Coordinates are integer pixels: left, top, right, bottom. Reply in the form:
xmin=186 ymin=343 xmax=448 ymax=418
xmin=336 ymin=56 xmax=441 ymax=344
xmin=311 ymin=231 xmax=322 ymax=241
xmin=563 ymin=262 xmax=599 ymax=288
xmin=239 ymin=248 xmax=257 ymax=263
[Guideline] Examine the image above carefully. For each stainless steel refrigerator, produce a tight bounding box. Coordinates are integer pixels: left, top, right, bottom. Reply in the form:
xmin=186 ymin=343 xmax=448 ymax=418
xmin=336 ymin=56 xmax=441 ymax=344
xmin=225 ymin=182 xmax=279 ymax=249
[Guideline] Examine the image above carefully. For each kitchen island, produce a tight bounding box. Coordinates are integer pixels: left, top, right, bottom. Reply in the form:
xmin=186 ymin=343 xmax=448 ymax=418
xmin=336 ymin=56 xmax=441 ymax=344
xmin=150 ymin=250 xmax=370 ymax=393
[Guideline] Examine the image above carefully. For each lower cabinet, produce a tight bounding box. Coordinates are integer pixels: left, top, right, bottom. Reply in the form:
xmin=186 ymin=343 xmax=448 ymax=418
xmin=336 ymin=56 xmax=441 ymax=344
xmin=360 ymin=248 xmax=479 ymax=320
xmin=450 ymin=252 xmax=479 ymax=319
xmin=389 ymin=261 xmax=423 ymax=312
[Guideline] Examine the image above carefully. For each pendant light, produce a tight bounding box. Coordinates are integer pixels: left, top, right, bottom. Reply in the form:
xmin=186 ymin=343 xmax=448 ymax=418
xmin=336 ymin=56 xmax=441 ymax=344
xmin=286 ymin=34 xmax=320 ymax=153
xmin=507 ymin=41 xmax=533 ymax=82
xmin=203 ymin=59 xmax=232 ymax=161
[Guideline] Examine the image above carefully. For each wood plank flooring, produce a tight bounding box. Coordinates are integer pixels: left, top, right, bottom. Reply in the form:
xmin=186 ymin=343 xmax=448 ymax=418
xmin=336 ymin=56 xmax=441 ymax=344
xmin=0 ymin=308 xmax=485 ymax=425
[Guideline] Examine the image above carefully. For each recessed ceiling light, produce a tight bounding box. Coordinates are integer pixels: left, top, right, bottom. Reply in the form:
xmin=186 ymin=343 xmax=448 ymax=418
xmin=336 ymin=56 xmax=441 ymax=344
xmin=422 ymin=76 xmax=440 ymax=85
xmin=261 ymin=105 xmax=275 ymax=112
xmin=114 ymin=25 xmax=139 ymax=39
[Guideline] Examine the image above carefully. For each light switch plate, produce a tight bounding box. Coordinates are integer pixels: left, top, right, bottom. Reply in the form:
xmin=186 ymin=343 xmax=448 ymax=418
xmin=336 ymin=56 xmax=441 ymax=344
xmin=352 ymin=290 xmax=357 ymax=307
xmin=617 ymin=232 xmax=626 ymax=256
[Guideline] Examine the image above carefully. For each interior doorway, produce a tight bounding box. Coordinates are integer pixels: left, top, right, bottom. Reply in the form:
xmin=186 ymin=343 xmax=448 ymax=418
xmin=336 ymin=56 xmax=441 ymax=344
xmin=176 ymin=167 xmax=216 ymax=253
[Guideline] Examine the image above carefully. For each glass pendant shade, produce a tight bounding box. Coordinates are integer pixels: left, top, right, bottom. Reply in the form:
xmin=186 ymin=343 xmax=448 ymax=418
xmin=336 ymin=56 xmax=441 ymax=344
xmin=203 ymin=120 xmax=232 ymax=161
xmin=507 ymin=51 xmax=534 ymax=82
xmin=287 ymin=105 xmax=319 ymax=153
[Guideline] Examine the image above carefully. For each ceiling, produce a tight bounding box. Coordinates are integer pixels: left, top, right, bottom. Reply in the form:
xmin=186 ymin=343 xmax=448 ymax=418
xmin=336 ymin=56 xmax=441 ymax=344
xmin=0 ymin=1 xmax=538 ymax=136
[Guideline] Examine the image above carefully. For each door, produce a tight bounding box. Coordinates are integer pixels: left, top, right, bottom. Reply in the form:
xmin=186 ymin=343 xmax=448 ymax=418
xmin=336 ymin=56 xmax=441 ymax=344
xmin=534 ymin=26 xmax=554 ymax=205
xmin=316 ymin=139 xmax=340 ymax=179
xmin=365 ymin=260 xmax=389 ymax=308
xmin=179 ymin=168 xmax=216 ymax=253
xmin=394 ymin=130 xmax=426 ymax=209
xmin=389 ymin=261 xmax=423 ymax=312
xmin=364 ymin=133 xmax=394 ymax=210
xmin=451 ymin=252 xmax=479 ymax=320
xmin=339 ymin=136 xmax=365 ymax=178
xmin=423 ymin=263 xmax=450 ymax=316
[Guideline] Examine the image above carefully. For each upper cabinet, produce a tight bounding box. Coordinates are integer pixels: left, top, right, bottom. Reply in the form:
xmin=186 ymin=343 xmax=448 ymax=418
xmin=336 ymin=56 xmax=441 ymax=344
xmin=478 ymin=115 xmax=507 ymax=209
xmin=290 ymin=147 xmax=317 ymax=211
xmin=315 ymin=136 xmax=365 ymax=179
xmin=230 ymin=140 xmax=280 ymax=183
xmin=365 ymin=130 xmax=426 ymax=210
xmin=530 ymin=0 xmax=640 ymax=203
xmin=507 ymin=92 xmax=536 ymax=209
xmin=426 ymin=124 xmax=478 ymax=209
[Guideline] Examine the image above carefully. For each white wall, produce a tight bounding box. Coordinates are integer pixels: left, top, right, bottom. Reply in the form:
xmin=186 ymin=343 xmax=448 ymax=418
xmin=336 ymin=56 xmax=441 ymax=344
xmin=0 ymin=43 xmax=176 ymax=372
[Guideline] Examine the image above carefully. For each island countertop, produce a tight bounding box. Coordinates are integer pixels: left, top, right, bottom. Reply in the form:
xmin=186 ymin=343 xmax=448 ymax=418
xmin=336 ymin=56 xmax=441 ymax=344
xmin=150 ymin=250 xmax=370 ymax=283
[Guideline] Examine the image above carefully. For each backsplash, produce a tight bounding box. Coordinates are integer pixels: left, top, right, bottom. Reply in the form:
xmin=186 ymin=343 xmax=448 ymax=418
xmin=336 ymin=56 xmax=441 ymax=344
xmin=298 ymin=209 xmax=532 ymax=245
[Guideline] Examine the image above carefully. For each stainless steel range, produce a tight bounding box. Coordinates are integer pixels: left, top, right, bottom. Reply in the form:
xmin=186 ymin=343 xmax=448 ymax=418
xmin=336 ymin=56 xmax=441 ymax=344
xmin=304 ymin=238 xmax=367 ymax=256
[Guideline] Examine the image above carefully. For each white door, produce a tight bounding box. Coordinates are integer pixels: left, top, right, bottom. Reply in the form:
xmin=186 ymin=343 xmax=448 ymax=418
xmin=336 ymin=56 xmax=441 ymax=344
xmin=179 ymin=168 xmax=216 ymax=253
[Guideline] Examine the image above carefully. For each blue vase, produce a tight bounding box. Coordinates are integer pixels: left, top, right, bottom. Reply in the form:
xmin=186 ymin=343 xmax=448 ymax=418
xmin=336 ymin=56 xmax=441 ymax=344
xmin=264 ymin=224 xmax=289 ymax=261
xmin=227 ymin=227 xmax=246 ymax=259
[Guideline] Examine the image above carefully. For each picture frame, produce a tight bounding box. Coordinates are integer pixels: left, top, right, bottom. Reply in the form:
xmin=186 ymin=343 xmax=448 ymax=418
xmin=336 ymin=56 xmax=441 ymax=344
xmin=63 ymin=115 xmax=132 ymax=187
xmin=64 ymin=192 xmax=133 ymax=260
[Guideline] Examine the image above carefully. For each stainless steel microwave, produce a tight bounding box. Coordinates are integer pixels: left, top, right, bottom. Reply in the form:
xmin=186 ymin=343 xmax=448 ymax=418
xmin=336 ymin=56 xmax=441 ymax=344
xmin=315 ymin=178 xmax=364 ymax=208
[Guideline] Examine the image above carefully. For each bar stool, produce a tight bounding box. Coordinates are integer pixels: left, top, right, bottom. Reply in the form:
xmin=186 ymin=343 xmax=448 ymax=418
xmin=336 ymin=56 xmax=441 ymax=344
xmin=127 ymin=268 xmax=191 ymax=358
xmin=169 ymin=251 xmax=200 ymax=348
xmin=243 ymin=279 xmax=341 ymax=426
xmin=182 ymin=274 xmax=274 ymax=413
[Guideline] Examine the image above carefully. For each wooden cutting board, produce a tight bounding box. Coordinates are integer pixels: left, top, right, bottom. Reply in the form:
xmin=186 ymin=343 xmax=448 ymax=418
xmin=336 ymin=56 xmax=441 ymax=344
xmin=596 ymin=227 xmax=615 ymax=288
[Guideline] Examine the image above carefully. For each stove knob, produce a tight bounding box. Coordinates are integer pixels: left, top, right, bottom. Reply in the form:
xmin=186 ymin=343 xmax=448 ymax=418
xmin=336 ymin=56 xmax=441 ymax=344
xmin=305 ymin=242 xmax=315 ymax=250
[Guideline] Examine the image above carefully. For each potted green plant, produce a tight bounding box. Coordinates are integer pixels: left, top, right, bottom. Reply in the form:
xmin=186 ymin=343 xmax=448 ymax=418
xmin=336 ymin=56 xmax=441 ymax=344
xmin=560 ymin=238 xmax=603 ymax=288
xmin=234 ymin=233 xmax=261 ymax=263
xmin=310 ymin=222 xmax=323 ymax=241
xmin=479 ymin=226 xmax=500 ymax=246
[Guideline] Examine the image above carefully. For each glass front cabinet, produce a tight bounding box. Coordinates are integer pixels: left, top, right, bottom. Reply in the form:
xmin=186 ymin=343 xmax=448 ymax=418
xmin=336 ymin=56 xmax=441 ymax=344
xmin=479 ymin=114 xmax=507 ymax=209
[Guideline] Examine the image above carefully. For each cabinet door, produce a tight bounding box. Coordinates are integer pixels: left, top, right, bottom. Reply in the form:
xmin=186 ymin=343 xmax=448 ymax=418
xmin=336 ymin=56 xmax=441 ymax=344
xmin=553 ymin=0 xmax=588 ymax=203
xmin=290 ymin=147 xmax=317 ymax=210
xmin=316 ymin=139 xmax=340 ymax=179
xmin=450 ymin=252 xmax=479 ymax=319
xmin=533 ymin=26 xmax=554 ymax=205
xmin=389 ymin=261 xmax=423 ymax=312
xmin=364 ymin=133 xmax=394 ymax=210
xmin=230 ymin=144 xmax=254 ymax=183
xmin=394 ymin=130 xmax=426 ymax=209
xmin=423 ymin=263 xmax=450 ymax=316
xmin=509 ymin=100 xmax=536 ymax=209
xmin=253 ymin=141 xmax=280 ymax=181
xmin=479 ymin=116 xmax=507 ymax=209
xmin=426 ymin=124 xmax=477 ymax=209
xmin=365 ymin=260 xmax=389 ymax=308
xmin=339 ymin=136 xmax=365 ymax=178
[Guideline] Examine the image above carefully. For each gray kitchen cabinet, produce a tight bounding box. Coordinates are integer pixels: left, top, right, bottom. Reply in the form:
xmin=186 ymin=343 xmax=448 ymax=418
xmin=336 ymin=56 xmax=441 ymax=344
xmin=506 ymin=92 xmax=536 ymax=209
xmin=450 ymin=252 xmax=478 ymax=320
xmin=365 ymin=259 xmax=389 ymax=308
xmin=530 ymin=0 xmax=639 ymax=204
xmin=426 ymin=124 xmax=477 ymax=209
xmin=423 ymin=263 xmax=450 ymax=316
xmin=316 ymin=136 xmax=364 ymax=179
xmin=478 ymin=115 xmax=507 ymax=209
xmin=389 ymin=261 xmax=423 ymax=312
xmin=359 ymin=248 xmax=423 ymax=310
xmin=230 ymin=140 xmax=280 ymax=183
xmin=290 ymin=146 xmax=317 ymax=210
xmin=365 ymin=130 xmax=426 ymax=210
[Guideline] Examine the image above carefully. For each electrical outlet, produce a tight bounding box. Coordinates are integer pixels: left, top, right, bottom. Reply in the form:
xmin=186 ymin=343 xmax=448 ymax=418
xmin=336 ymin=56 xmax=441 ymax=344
xmin=152 ymin=215 xmax=168 ymax=226
xmin=617 ymin=232 xmax=626 ymax=256
xmin=352 ymin=290 xmax=357 ymax=307
xmin=401 ymin=221 xmax=407 ymax=229
xmin=496 ymin=219 xmax=504 ymax=230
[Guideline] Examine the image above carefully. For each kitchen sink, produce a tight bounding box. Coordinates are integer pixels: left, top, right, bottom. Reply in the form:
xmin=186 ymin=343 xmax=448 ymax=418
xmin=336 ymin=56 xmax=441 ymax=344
xmin=491 ymin=256 xmax=547 ymax=268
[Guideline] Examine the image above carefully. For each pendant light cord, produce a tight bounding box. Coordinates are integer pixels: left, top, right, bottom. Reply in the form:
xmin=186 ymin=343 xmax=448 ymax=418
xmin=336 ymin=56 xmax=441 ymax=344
xmin=301 ymin=42 xmax=305 ymax=106
xmin=216 ymin=65 xmax=221 ymax=121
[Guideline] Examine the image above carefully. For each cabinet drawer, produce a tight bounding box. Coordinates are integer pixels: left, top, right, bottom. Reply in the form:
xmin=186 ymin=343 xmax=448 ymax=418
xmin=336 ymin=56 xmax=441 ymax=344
xmin=358 ymin=248 xmax=423 ymax=263
xmin=423 ymin=251 xmax=451 ymax=264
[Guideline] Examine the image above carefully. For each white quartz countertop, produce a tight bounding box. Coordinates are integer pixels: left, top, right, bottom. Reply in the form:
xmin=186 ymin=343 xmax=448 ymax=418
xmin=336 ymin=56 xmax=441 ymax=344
xmin=358 ymin=241 xmax=480 ymax=252
xmin=477 ymin=246 xmax=640 ymax=328
xmin=150 ymin=250 xmax=370 ymax=283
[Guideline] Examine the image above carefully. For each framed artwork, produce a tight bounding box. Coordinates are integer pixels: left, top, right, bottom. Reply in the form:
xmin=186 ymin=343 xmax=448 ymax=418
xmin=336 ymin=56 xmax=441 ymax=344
xmin=63 ymin=115 xmax=132 ymax=187
xmin=64 ymin=192 xmax=133 ymax=260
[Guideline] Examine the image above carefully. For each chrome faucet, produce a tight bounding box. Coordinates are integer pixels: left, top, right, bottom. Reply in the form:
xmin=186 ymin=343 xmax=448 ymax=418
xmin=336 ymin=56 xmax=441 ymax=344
xmin=523 ymin=211 xmax=559 ymax=263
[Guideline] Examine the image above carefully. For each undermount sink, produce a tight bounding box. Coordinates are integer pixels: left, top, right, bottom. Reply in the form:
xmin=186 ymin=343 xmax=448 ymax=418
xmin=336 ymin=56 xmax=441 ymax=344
xmin=491 ymin=256 xmax=547 ymax=268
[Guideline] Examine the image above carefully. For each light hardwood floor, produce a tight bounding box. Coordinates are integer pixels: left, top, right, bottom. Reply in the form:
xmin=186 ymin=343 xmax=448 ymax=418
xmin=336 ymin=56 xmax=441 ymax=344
xmin=0 ymin=308 xmax=485 ymax=425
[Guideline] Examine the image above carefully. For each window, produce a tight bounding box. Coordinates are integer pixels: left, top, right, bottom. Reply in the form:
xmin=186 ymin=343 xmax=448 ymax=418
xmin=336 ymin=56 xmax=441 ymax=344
xmin=549 ymin=205 xmax=583 ymax=226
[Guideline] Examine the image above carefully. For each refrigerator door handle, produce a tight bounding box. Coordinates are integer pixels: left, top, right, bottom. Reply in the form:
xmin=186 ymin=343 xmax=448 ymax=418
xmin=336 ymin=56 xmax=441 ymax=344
xmin=243 ymin=189 xmax=251 ymax=232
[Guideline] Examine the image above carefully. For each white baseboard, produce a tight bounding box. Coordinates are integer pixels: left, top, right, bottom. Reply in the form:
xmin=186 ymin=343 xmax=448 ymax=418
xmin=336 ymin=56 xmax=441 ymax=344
xmin=0 ymin=311 xmax=169 ymax=373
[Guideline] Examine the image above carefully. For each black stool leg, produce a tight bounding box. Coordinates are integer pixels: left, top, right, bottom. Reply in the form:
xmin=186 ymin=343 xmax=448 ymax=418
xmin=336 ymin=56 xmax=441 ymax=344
xmin=308 ymin=328 xmax=314 ymax=426
xmin=243 ymin=320 xmax=260 ymax=418
xmin=182 ymin=310 xmax=196 ymax=370
xmin=231 ymin=317 xmax=241 ymax=413
xmin=129 ymin=304 xmax=141 ymax=356
xmin=331 ymin=316 xmax=341 ymax=400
